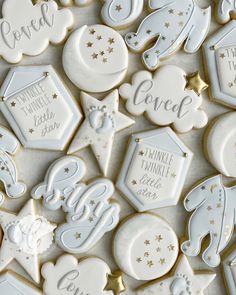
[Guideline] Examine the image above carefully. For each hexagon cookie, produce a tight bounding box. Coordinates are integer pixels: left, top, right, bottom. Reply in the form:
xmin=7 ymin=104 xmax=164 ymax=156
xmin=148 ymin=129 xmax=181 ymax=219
xmin=116 ymin=128 xmax=193 ymax=212
xmin=0 ymin=65 xmax=82 ymax=150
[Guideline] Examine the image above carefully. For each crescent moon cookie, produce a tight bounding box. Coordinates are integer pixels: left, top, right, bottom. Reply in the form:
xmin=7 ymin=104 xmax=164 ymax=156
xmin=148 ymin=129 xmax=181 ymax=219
xmin=0 ymin=65 xmax=82 ymax=151
xmin=59 ymin=0 xmax=92 ymax=6
xmin=62 ymin=24 xmax=129 ymax=93
xmin=136 ymin=255 xmax=216 ymax=295
xmin=0 ymin=199 xmax=56 ymax=283
xmin=31 ymin=156 xmax=120 ymax=254
xmin=125 ymin=0 xmax=211 ymax=70
xmin=0 ymin=0 xmax=73 ymax=64
xmin=216 ymin=0 xmax=236 ymax=24
xmin=116 ymin=128 xmax=193 ymax=212
xmin=181 ymin=175 xmax=236 ymax=267
xmin=223 ymin=247 xmax=236 ymax=295
xmin=204 ymin=112 xmax=236 ymax=178
xmin=203 ymin=21 xmax=236 ymax=109
xmin=119 ymin=66 xmax=208 ymax=133
xmin=101 ymin=0 xmax=144 ymax=29
xmin=113 ymin=213 xmax=179 ymax=281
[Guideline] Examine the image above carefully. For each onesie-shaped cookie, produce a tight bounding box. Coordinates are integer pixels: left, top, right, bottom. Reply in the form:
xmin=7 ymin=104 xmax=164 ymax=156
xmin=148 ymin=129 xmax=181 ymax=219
xmin=216 ymin=0 xmax=236 ymax=24
xmin=125 ymin=0 xmax=211 ymax=70
xmin=181 ymin=175 xmax=236 ymax=267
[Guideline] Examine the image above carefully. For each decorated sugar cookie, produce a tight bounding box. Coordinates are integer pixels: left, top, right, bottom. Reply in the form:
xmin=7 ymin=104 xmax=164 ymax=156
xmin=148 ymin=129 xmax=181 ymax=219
xmin=0 ymin=271 xmax=42 ymax=295
xmin=203 ymin=21 xmax=236 ymax=108
xmin=119 ymin=66 xmax=208 ymax=133
xmin=59 ymin=0 xmax=92 ymax=6
xmin=116 ymin=128 xmax=193 ymax=212
xmin=181 ymin=175 xmax=236 ymax=267
xmin=101 ymin=0 xmax=144 ymax=29
xmin=0 ymin=65 xmax=82 ymax=151
xmin=216 ymin=0 xmax=236 ymax=24
xmin=125 ymin=0 xmax=211 ymax=70
xmin=136 ymin=255 xmax=216 ymax=295
xmin=223 ymin=248 xmax=236 ymax=295
xmin=113 ymin=213 xmax=179 ymax=281
xmin=42 ymin=254 xmax=126 ymax=295
xmin=0 ymin=0 xmax=73 ymax=63
xmin=62 ymin=24 xmax=129 ymax=92
xmin=31 ymin=156 xmax=120 ymax=253
xmin=204 ymin=112 xmax=236 ymax=178
xmin=0 ymin=199 xmax=56 ymax=283
xmin=68 ymin=91 xmax=134 ymax=176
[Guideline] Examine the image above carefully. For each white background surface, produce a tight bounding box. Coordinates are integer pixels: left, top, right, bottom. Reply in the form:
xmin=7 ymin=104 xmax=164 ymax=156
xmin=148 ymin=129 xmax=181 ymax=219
xmin=0 ymin=0 xmax=233 ymax=294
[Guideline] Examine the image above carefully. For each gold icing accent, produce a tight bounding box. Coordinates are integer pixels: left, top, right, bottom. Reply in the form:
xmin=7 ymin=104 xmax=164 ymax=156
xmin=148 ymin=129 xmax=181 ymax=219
xmin=104 ymin=271 xmax=126 ymax=295
xmin=185 ymin=72 xmax=208 ymax=96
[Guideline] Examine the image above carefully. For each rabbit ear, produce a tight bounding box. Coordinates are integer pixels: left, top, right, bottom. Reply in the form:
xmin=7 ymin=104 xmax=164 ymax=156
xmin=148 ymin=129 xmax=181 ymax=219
xmin=31 ymin=183 xmax=47 ymax=200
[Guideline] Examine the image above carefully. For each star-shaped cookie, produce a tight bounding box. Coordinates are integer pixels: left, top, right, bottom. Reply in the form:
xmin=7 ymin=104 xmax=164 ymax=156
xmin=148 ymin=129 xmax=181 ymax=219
xmin=136 ymin=255 xmax=216 ymax=295
xmin=0 ymin=199 xmax=56 ymax=283
xmin=68 ymin=90 xmax=134 ymax=175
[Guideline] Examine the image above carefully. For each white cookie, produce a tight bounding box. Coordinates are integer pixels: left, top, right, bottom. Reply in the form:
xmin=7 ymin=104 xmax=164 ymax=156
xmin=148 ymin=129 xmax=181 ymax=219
xmin=181 ymin=175 xmax=236 ymax=267
xmin=59 ymin=0 xmax=92 ymax=6
xmin=125 ymin=0 xmax=211 ymax=70
xmin=116 ymin=128 xmax=193 ymax=212
xmin=113 ymin=213 xmax=179 ymax=281
xmin=62 ymin=24 xmax=129 ymax=92
xmin=101 ymin=0 xmax=144 ymax=29
xmin=136 ymin=255 xmax=216 ymax=295
xmin=68 ymin=90 xmax=134 ymax=176
xmin=119 ymin=65 xmax=208 ymax=133
xmin=0 ymin=199 xmax=56 ymax=283
xmin=0 ymin=0 xmax=73 ymax=63
xmin=216 ymin=0 xmax=236 ymax=24
xmin=204 ymin=112 xmax=236 ymax=178
xmin=203 ymin=21 xmax=236 ymax=109
xmin=223 ymin=248 xmax=236 ymax=295
xmin=0 ymin=65 xmax=82 ymax=151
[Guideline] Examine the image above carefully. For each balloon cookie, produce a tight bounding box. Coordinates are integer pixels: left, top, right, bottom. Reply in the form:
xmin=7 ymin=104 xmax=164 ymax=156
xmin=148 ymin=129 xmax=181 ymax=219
xmin=113 ymin=213 xmax=179 ymax=281
xmin=136 ymin=255 xmax=216 ymax=295
xmin=216 ymin=0 xmax=236 ymax=24
xmin=125 ymin=0 xmax=211 ymax=70
xmin=204 ymin=112 xmax=236 ymax=178
xmin=0 ymin=0 xmax=73 ymax=63
xmin=181 ymin=175 xmax=236 ymax=267
xmin=223 ymin=247 xmax=236 ymax=295
xmin=119 ymin=65 xmax=208 ymax=133
xmin=59 ymin=0 xmax=92 ymax=6
xmin=101 ymin=0 xmax=144 ymax=29
xmin=62 ymin=24 xmax=129 ymax=92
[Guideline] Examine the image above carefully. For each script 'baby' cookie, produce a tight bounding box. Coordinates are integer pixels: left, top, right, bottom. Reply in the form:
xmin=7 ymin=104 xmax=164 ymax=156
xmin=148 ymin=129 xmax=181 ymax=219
xmin=59 ymin=0 xmax=92 ymax=6
xmin=63 ymin=24 xmax=129 ymax=92
xmin=119 ymin=65 xmax=208 ymax=133
xmin=0 ymin=0 xmax=73 ymax=63
xmin=101 ymin=0 xmax=144 ymax=29
xmin=215 ymin=0 xmax=236 ymax=24
xmin=0 ymin=65 xmax=82 ymax=151
xmin=116 ymin=128 xmax=193 ymax=212
xmin=125 ymin=0 xmax=211 ymax=70
xmin=223 ymin=247 xmax=236 ymax=295
xmin=204 ymin=112 xmax=236 ymax=178
xmin=181 ymin=175 xmax=236 ymax=267
xmin=113 ymin=213 xmax=179 ymax=281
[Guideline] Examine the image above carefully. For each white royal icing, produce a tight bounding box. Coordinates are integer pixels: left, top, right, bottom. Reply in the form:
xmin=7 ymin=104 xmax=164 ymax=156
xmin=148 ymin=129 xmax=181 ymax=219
xmin=125 ymin=0 xmax=211 ymax=70
xmin=42 ymin=255 xmax=112 ymax=295
xmin=67 ymin=91 xmax=134 ymax=176
xmin=136 ymin=255 xmax=216 ymax=295
xmin=101 ymin=0 xmax=144 ymax=29
xmin=216 ymin=0 xmax=236 ymax=24
xmin=116 ymin=128 xmax=193 ymax=212
xmin=204 ymin=112 xmax=236 ymax=178
xmin=62 ymin=24 xmax=129 ymax=92
xmin=119 ymin=65 xmax=208 ymax=133
xmin=113 ymin=213 xmax=179 ymax=281
xmin=223 ymin=248 xmax=236 ymax=295
xmin=31 ymin=156 xmax=120 ymax=254
xmin=0 ymin=0 xmax=73 ymax=63
xmin=59 ymin=0 xmax=92 ymax=6
xmin=0 ymin=65 xmax=82 ymax=151
xmin=181 ymin=175 xmax=236 ymax=267
xmin=0 ymin=199 xmax=56 ymax=283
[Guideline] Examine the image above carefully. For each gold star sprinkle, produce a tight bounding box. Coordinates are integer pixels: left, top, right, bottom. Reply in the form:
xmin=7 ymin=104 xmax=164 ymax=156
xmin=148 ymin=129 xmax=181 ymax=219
xmin=159 ymin=258 xmax=166 ymax=265
xmin=97 ymin=35 xmax=102 ymax=40
xmin=164 ymin=22 xmax=170 ymax=28
xmin=168 ymin=244 xmax=175 ymax=251
xmin=10 ymin=101 xmax=16 ymax=107
xmin=155 ymin=235 xmax=163 ymax=242
xmin=220 ymin=53 xmax=225 ymax=58
xmin=168 ymin=9 xmax=174 ymax=14
xmin=29 ymin=128 xmax=34 ymax=134
xmin=64 ymin=168 xmax=69 ymax=173
xmin=90 ymin=200 xmax=95 ymax=205
xmin=132 ymin=180 xmax=137 ymax=185
xmin=147 ymin=260 xmax=154 ymax=267
xmin=139 ymin=151 xmax=144 ymax=156
xmin=89 ymin=217 xmax=94 ymax=222
xmin=185 ymin=72 xmax=208 ymax=96
xmin=210 ymin=220 xmax=215 ymax=225
xmin=107 ymin=47 xmax=114 ymax=53
xmin=52 ymin=93 xmax=58 ymax=99
xmin=0 ymin=134 xmax=3 ymax=139
xmin=92 ymin=53 xmax=98 ymax=59
xmin=87 ymin=42 xmax=93 ymax=47
xmin=144 ymin=252 xmax=149 ymax=257
xmin=207 ymin=206 xmax=212 ymax=211
xmin=144 ymin=240 xmax=150 ymax=245
xmin=156 ymin=247 xmax=161 ymax=252
xmin=103 ymin=58 xmax=108 ymax=63
xmin=75 ymin=232 xmax=81 ymax=239
xmin=115 ymin=5 xmax=122 ymax=12
xmin=108 ymin=38 xmax=115 ymax=45
xmin=104 ymin=271 xmax=126 ymax=295
xmin=89 ymin=29 xmax=96 ymax=35
xmin=136 ymin=257 xmax=142 ymax=263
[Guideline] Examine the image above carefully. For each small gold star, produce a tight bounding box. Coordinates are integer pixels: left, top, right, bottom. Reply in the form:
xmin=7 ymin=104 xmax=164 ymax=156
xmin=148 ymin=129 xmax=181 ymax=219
xmin=89 ymin=29 xmax=96 ymax=35
xmin=52 ymin=93 xmax=58 ymax=99
xmin=171 ymin=173 xmax=176 ymax=178
xmin=136 ymin=257 xmax=142 ymax=263
xmin=217 ymin=203 xmax=222 ymax=208
xmin=92 ymin=53 xmax=98 ymax=59
xmin=108 ymin=38 xmax=115 ymax=45
xmin=100 ymin=51 xmax=105 ymax=56
xmin=29 ymin=128 xmax=34 ymax=134
xmin=64 ymin=168 xmax=69 ymax=173
xmin=97 ymin=35 xmax=102 ymax=40
xmin=144 ymin=240 xmax=150 ymax=245
xmin=115 ymin=5 xmax=122 ymax=12
xmin=168 ymin=244 xmax=175 ymax=251
xmin=168 ymin=9 xmax=174 ymax=14
xmin=144 ymin=252 xmax=149 ymax=257
xmin=103 ymin=271 xmax=126 ymax=295
xmin=228 ymin=82 xmax=234 ymax=88
xmin=185 ymin=72 xmax=208 ymax=96
xmin=220 ymin=53 xmax=225 ymax=58
xmin=90 ymin=200 xmax=95 ymax=205
xmin=156 ymin=247 xmax=161 ymax=252
xmin=146 ymin=29 xmax=152 ymax=34
xmin=0 ymin=134 xmax=3 ymax=139
xmin=155 ymin=235 xmax=163 ymax=242
xmin=132 ymin=180 xmax=137 ymax=185
xmin=139 ymin=151 xmax=144 ymax=156
xmin=179 ymin=21 xmax=184 ymax=27
xmin=178 ymin=11 xmax=184 ymax=16
xmin=159 ymin=258 xmax=166 ymax=265
xmin=210 ymin=220 xmax=215 ymax=225
xmin=87 ymin=42 xmax=93 ymax=47
xmin=103 ymin=58 xmax=108 ymax=63
xmin=165 ymin=22 xmax=170 ymax=28
xmin=207 ymin=206 xmax=212 ymax=211
xmin=10 ymin=101 xmax=16 ymax=107
xmin=107 ymin=47 xmax=114 ymax=53
xmin=75 ymin=232 xmax=81 ymax=239
xmin=201 ymin=186 xmax=206 ymax=190
xmin=147 ymin=260 xmax=154 ymax=267
xmin=89 ymin=217 xmax=94 ymax=222
xmin=207 ymin=256 xmax=212 ymax=261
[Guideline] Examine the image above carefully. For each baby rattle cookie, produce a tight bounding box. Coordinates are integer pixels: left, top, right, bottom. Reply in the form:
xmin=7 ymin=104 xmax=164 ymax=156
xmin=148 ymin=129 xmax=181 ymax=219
xmin=0 ymin=0 xmax=73 ymax=63
xmin=62 ymin=24 xmax=129 ymax=92
xmin=119 ymin=65 xmax=208 ymax=133
xmin=42 ymin=254 xmax=126 ymax=295
xmin=113 ymin=213 xmax=179 ymax=281
xmin=101 ymin=0 xmax=144 ymax=29
xmin=181 ymin=174 xmax=236 ymax=267
xmin=0 ymin=199 xmax=56 ymax=283
xmin=204 ymin=112 xmax=236 ymax=178
xmin=59 ymin=0 xmax=92 ymax=6
xmin=136 ymin=255 xmax=216 ymax=295
xmin=223 ymin=247 xmax=236 ymax=295
xmin=215 ymin=0 xmax=236 ymax=24
xmin=125 ymin=0 xmax=211 ymax=70
xmin=31 ymin=156 xmax=120 ymax=254
xmin=0 ymin=65 xmax=82 ymax=151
